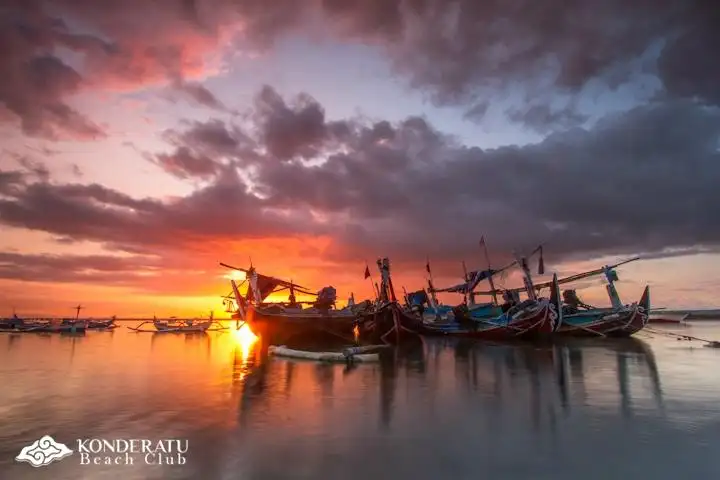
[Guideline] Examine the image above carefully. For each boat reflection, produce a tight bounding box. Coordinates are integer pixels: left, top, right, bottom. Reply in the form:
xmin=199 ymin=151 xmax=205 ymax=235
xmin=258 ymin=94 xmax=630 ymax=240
xmin=226 ymin=333 xmax=666 ymax=444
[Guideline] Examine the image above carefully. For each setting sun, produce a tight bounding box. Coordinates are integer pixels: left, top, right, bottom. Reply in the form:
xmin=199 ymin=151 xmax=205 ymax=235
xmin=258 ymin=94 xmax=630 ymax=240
xmin=231 ymin=323 xmax=258 ymax=351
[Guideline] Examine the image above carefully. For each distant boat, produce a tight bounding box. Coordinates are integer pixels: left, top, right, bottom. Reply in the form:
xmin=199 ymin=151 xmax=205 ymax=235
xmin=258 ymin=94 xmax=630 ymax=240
xmin=648 ymin=312 xmax=689 ymax=324
xmin=0 ymin=315 xmax=86 ymax=333
xmin=87 ymin=316 xmax=117 ymax=329
xmin=128 ymin=315 xmax=215 ymax=333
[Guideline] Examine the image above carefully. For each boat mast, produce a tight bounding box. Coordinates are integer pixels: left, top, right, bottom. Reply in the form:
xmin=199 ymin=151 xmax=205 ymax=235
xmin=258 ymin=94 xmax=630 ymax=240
xmin=479 ymin=237 xmax=499 ymax=305
xmin=603 ymin=266 xmax=623 ymax=309
xmin=426 ymin=256 xmax=439 ymax=307
xmin=517 ymin=254 xmax=538 ymax=301
xmin=376 ymin=257 xmax=397 ymax=303
xmin=230 ymin=280 xmax=246 ymax=320
xmin=461 ymin=261 xmax=474 ymax=306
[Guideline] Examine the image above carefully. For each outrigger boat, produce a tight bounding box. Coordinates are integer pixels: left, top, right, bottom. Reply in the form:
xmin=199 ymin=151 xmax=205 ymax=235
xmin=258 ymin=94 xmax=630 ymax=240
xmin=128 ymin=313 xmax=222 ymax=333
xmin=87 ymin=316 xmax=117 ymax=330
xmin=475 ymin=256 xmax=650 ymax=337
xmin=222 ymin=262 xmax=359 ymax=345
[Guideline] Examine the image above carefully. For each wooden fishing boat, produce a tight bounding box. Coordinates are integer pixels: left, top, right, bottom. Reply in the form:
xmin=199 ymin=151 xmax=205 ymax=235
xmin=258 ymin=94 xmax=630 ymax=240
xmin=475 ymin=256 xmax=651 ymax=338
xmin=356 ymin=257 xmax=561 ymax=342
xmin=556 ymin=287 xmax=649 ymax=337
xmin=222 ymin=262 xmax=359 ymax=345
xmin=418 ymin=274 xmax=562 ymax=340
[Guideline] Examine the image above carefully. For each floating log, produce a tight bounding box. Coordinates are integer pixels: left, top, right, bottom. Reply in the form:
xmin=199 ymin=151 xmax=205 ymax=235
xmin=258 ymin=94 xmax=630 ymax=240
xmin=268 ymin=345 xmax=380 ymax=363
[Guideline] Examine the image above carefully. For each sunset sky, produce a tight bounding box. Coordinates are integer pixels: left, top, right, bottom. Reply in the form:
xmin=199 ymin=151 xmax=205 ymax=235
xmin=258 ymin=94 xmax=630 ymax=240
xmin=0 ymin=1 xmax=718 ymax=317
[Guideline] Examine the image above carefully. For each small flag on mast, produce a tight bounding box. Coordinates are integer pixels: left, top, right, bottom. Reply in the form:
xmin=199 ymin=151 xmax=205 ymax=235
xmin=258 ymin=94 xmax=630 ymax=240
xmin=537 ymin=246 xmax=545 ymax=275
xmin=364 ymin=265 xmax=371 ymax=279
xmin=426 ymin=257 xmax=431 ymax=274
xmin=479 ymin=235 xmax=485 ymax=246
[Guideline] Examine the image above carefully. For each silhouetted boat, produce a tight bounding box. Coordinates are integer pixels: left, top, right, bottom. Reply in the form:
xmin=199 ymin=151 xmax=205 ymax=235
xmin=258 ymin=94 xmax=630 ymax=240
xmin=222 ymin=262 xmax=359 ymax=346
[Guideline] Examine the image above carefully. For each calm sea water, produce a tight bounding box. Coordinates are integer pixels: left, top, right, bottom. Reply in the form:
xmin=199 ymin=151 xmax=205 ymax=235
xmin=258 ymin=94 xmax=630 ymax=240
xmin=1 ymin=322 xmax=720 ymax=480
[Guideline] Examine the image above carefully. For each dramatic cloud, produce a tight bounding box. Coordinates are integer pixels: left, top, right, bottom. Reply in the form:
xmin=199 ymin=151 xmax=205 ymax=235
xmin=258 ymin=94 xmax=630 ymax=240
xmin=1 ymin=0 xmax=715 ymax=137
xmin=2 ymin=88 xmax=718 ymax=285
xmin=321 ymin=1 xmax=718 ymax=121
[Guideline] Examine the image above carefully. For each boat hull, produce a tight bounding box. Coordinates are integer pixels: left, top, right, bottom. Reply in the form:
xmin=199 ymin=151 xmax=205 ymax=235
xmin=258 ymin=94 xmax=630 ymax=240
xmin=354 ymin=303 xmax=424 ymax=345
xmin=418 ymin=299 xmax=559 ymax=340
xmin=557 ymin=306 xmax=646 ymax=337
xmin=243 ymin=305 xmax=358 ymax=345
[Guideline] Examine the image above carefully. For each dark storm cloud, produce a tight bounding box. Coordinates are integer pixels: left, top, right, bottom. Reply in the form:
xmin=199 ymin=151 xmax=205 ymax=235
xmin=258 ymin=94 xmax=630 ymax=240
xmin=0 ymin=164 xmax=315 ymax=253
xmin=134 ymin=89 xmax=720 ymax=271
xmin=148 ymin=119 xmax=259 ymax=179
xmin=2 ymin=0 xmax=715 ymax=138
xmin=318 ymin=0 xmax=717 ymax=129
xmin=251 ymin=86 xmax=347 ymax=161
xmin=0 ymin=87 xmax=718 ymax=283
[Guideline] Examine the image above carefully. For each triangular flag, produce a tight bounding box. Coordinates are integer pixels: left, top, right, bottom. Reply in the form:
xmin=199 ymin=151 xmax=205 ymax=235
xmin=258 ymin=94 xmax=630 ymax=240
xmin=364 ymin=265 xmax=371 ymax=279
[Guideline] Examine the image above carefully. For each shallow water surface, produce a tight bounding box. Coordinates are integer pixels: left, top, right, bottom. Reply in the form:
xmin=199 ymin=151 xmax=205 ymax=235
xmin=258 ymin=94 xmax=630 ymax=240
xmin=1 ymin=322 xmax=720 ymax=479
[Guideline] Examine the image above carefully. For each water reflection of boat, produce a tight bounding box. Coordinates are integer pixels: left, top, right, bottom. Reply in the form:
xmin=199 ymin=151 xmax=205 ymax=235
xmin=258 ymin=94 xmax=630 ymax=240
xmin=447 ymin=336 xmax=664 ymax=424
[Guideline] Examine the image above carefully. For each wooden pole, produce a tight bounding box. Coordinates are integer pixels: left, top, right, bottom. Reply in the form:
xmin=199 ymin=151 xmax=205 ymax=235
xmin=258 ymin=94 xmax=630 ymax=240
xmin=480 ymin=237 xmax=499 ymax=305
